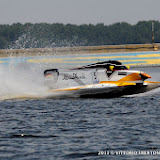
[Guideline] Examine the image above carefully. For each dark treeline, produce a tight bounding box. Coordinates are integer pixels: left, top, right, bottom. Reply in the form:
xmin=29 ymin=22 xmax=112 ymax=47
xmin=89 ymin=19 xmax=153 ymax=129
xmin=0 ymin=21 xmax=160 ymax=49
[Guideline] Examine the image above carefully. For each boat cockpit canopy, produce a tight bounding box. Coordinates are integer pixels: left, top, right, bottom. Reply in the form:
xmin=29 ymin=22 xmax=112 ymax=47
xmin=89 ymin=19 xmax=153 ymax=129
xmin=74 ymin=60 xmax=128 ymax=70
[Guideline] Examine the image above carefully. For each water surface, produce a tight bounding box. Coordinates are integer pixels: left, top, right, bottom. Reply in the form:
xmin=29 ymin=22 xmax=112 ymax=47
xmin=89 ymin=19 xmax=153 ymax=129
xmin=0 ymin=92 xmax=160 ymax=160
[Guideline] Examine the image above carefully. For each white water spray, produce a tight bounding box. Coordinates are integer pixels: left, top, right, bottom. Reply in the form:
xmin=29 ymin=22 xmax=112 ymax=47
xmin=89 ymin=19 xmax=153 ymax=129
xmin=0 ymin=61 xmax=48 ymax=100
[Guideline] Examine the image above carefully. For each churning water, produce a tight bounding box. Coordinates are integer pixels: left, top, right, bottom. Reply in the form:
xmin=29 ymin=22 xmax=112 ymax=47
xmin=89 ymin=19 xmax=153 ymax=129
xmin=0 ymin=60 xmax=160 ymax=159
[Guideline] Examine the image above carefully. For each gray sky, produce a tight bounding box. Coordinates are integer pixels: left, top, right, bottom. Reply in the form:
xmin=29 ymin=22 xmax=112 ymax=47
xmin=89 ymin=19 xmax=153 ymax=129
xmin=0 ymin=0 xmax=160 ymax=25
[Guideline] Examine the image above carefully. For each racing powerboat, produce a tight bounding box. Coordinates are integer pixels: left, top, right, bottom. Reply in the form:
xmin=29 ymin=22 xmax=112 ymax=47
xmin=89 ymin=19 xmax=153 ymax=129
xmin=44 ymin=60 xmax=160 ymax=98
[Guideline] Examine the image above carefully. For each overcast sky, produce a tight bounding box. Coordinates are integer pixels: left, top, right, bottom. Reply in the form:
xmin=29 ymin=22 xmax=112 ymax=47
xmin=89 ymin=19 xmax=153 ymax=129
xmin=0 ymin=0 xmax=160 ymax=25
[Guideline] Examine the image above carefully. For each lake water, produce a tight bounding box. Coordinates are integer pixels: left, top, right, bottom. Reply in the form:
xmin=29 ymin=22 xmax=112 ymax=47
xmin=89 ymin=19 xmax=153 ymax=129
xmin=0 ymin=66 xmax=160 ymax=160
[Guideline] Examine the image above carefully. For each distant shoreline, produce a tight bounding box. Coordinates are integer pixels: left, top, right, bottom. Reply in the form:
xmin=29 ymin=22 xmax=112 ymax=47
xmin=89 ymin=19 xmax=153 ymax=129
xmin=0 ymin=43 xmax=159 ymax=57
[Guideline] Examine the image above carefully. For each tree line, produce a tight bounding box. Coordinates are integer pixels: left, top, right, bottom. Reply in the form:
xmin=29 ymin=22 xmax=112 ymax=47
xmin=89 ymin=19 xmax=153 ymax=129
xmin=0 ymin=20 xmax=160 ymax=49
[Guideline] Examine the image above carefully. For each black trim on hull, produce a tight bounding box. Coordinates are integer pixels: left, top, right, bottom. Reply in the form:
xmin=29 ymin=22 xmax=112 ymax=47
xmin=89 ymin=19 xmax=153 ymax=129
xmin=80 ymin=84 xmax=160 ymax=98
